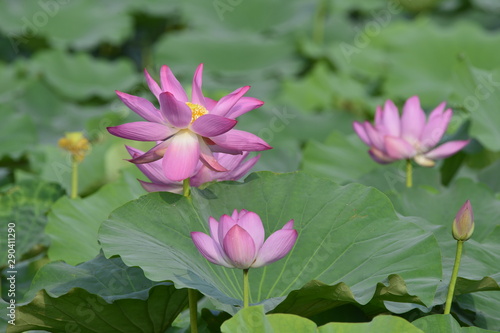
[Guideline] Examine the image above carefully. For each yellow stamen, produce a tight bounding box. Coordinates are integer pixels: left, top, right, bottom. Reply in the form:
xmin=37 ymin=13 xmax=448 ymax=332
xmin=58 ymin=132 xmax=90 ymax=162
xmin=186 ymin=102 xmax=208 ymax=123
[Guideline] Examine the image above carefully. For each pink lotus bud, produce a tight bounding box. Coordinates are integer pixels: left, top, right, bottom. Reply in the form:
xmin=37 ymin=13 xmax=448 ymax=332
xmin=191 ymin=210 xmax=298 ymax=269
xmin=452 ymin=200 xmax=474 ymax=241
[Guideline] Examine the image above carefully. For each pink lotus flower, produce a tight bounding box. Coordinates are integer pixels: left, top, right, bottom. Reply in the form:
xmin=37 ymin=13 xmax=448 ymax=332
xmin=125 ymin=146 xmax=260 ymax=193
xmin=353 ymin=96 xmax=469 ymax=166
xmin=108 ymin=64 xmax=272 ymax=181
xmin=191 ymin=210 xmax=298 ymax=269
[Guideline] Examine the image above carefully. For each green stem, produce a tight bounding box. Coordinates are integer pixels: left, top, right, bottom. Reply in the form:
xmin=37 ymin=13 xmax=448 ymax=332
xmin=313 ymin=0 xmax=328 ymax=45
xmin=243 ymin=269 xmax=250 ymax=308
xmin=183 ymin=178 xmax=191 ymax=198
xmin=71 ymin=157 xmax=78 ymax=199
xmin=183 ymin=177 xmax=197 ymax=332
xmin=188 ymin=289 xmax=198 ymax=333
xmin=444 ymin=240 xmax=463 ymax=314
xmin=406 ymin=159 xmax=413 ymax=188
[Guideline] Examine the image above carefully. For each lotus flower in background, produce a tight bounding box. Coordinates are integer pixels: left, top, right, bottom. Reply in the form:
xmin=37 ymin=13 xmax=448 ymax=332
xmin=108 ymin=64 xmax=271 ymax=182
xmin=126 ymin=146 xmax=260 ymax=193
xmin=452 ymin=200 xmax=474 ymax=241
xmin=191 ymin=210 xmax=298 ymax=269
xmin=353 ymin=96 xmax=469 ymax=166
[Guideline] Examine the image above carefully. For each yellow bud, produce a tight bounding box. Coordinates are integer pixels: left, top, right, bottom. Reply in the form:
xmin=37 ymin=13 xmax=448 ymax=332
xmin=58 ymin=132 xmax=90 ymax=162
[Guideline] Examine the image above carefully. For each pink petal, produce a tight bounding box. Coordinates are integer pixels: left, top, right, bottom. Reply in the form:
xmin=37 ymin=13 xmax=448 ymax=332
xmin=401 ymin=96 xmax=426 ymax=144
xmin=374 ymin=106 xmax=383 ymax=129
xmin=222 ymin=225 xmax=256 ymax=269
xmin=160 ymin=65 xmax=188 ymax=102
xmin=115 ymin=91 xmax=164 ymax=123
xmin=384 ymin=136 xmax=416 ymax=160
xmin=204 ymin=97 xmax=218 ymax=111
xmin=282 ymin=220 xmax=294 ymax=230
xmin=125 ymin=146 xmax=170 ymax=183
xmin=226 ymin=97 xmax=264 ymax=119
xmin=364 ymin=122 xmax=385 ymax=151
xmin=427 ymin=102 xmax=446 ymax=122
xmin=231 ymin=209 xmax=241 ymax=220
xmin=199 ymin=139 xmax=227 ymax=172
xmin=210 ymin=129 xmax=272 ymax=152
xmin=159 ymin=92 xmax=192 ymax=128
xmin=368 ymin=148 xmax=396 ymax=164
xmin=219 ymin=214 xmax=237 ymax=244
xmin=191 ymin=114 xmax=237 ymax=137
xmin=236 ymin=211 xmax=265 ymax=250
xmin=210 ymin=86 xmax=251 ymax=117
xmin=107 ymin=122 xmax=172 ymax=141
xmin=420 ymin=109 xmax=452 ymax=150
xmin=144 ymin=68 xmax=162 ymax=101
xmin=191 ymin=232 xmax=233 ymax=268
xmin=353 ymin=122 xmax=372 ymax=146
xmin=128 ymin=140 xmax=170 ymax=164
xmin=191 ymin=64 xmax=206 ymax=106
xmin=252 ymin=229 xmax=298 ymax=268
xmin=218 ymin=154 xmax=260 ymax=181
xmin=424 ymin=140 xmax=469 ymax=160
xmin=162 ymin=131 xmax=200 ymax=181
xmin=209 ymin=217 xmax=220 ymax=244
xmin=382 ymin=100 xmax=401 ymax=137
xmin=139 ymin=180 xmax=183 ymax=194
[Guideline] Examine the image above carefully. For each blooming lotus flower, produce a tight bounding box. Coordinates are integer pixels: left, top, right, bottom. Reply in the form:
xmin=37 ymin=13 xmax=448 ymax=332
xmin=353 ymin=96 xmax=469 ymax=166
xmin=108 ymin=64 xmax=272 ymax=181
xmin=125 ymin=146 xmax=260 ymax=193
xmin=452 ymin=200 xmax=474 ymax=241
xmin=191 ymin=210 xmax=298 ymax=269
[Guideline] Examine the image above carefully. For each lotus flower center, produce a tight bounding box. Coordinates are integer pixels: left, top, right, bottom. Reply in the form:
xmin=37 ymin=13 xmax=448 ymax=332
xmin=186 ymin=102 xmax=208 ymax=123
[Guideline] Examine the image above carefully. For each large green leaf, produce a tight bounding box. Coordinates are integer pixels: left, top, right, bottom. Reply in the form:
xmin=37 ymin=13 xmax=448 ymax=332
xmin=0 ymin=106 xmax=37 ymax=159
xmin=364 ymin=174 xmax=500 ymax=316
xmin=450 ymin=61 xmax=500 ymax=151
xmin=0 ymin=180 xmax=64 ymax=266
xmin=99 ymin=172 xmax=441 ymax=314
xmin=336 ymin=19 xmax=500 ymax=107
xmin=11 ymin=253 xmax=188 ymax=333
xmin=31 ymin=50 xmax=138 ymax=101
xmin=455 ymin=291 xmax=500 ymax=331
xmin=413 ymin=314 xmax=497 ymax=333
xmin=45 ymin=172 xmax=145 ymax=265
xmin=0 ymin=1 xmax=133 ymax=50
xmin=220 ymin=306 xmax=425 ymax=333
xmin=302 ymin=132 xmax=382 ymax=184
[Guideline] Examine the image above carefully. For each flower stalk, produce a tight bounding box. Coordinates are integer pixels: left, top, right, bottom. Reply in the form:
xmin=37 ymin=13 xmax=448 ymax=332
xmin=183 ymin=178 xmax=197 ymax=333
xmin=243 ymin=269 xmax=250 ymax=308
xmin=444 ymin=240 xmax=463 ymax=314
xmin=406 ymin=159 xmax=412 ymax=188
xmin=58 ymin=132 xmax=89 ymax=199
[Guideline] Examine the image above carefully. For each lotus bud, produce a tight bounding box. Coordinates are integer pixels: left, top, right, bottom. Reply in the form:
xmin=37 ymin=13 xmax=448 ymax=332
xmin=452 ymin=200 xmax=474 ymax=241
xmin=58 ymin=132 xmax=90 ymax=162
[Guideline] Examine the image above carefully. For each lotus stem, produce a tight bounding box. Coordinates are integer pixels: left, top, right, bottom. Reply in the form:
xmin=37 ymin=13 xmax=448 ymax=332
xmin=243 ymin=269 xmax=250 ymax=308
xmin=406 ymin=159 xmax=412 ymax=188
xmin=183 ymin=178 xmax=197 ymax=332
xmin=313 ymin=0 xmax=328 ymax=45
xmin=444 ymin=240 xmax=463 ymax=314
xmin=71 ymin=157 xmax=78 ymax=199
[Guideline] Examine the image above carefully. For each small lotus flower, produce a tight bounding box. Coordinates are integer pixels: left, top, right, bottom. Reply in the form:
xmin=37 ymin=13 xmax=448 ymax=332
xmin=191 ymin=210 xmax=298 ymax=269
xmin=353 ymin=96 xmax=469 ymax=166
xmin=108 ymin=64 xmax=271 ymax=182
xmin=125 ymin=146 xmax=260 ymax=193
xmin=452 ymin=200 xmax=474 ymax=241
xmin=58 ymin=132 xmax=90 ymax=162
